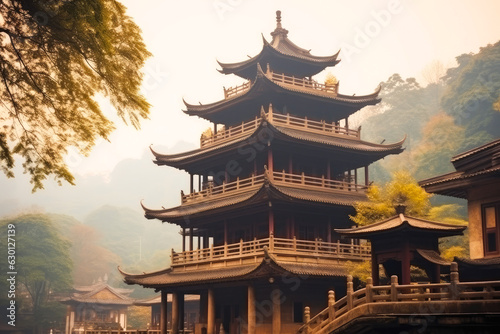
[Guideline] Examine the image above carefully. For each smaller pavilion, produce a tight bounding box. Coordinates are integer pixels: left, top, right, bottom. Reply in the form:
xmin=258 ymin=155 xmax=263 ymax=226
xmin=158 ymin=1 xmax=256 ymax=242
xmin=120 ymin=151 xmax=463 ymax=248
xmin=61 ymin=281 xmax=134 ymax=333
xmin=336 ymin=206 xmax=466 ymax=285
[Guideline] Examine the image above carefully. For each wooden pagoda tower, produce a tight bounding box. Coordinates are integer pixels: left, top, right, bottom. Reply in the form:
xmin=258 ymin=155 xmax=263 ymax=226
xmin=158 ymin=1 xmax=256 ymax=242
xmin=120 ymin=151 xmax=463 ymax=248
xmin=120 ymin=11 xmax=405 ymax=334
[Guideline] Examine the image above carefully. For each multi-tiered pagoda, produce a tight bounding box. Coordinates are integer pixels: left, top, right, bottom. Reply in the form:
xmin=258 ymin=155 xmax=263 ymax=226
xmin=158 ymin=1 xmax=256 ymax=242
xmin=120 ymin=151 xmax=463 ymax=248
xmin=120 ymin=11 xmax=404 ymax=334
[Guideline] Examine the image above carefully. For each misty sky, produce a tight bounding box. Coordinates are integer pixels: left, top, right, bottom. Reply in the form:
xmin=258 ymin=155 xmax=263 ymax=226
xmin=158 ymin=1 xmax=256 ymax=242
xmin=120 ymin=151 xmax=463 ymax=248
xmin=2 ymin=0 xmax=500 ymax=218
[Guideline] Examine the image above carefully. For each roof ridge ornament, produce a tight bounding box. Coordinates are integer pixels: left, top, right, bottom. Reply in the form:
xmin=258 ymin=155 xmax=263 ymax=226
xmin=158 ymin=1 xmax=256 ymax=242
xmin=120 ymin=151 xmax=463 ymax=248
xmin=271 ymin=10 xmax=288 ymax=38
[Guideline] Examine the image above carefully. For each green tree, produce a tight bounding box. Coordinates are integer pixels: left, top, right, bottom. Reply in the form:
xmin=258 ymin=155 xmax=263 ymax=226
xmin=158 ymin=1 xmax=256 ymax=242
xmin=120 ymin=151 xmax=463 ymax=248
xmin=0 ymin=0 xmax=151 ymax=191
xmin=0 ymin=213 xmax=73 ymax=333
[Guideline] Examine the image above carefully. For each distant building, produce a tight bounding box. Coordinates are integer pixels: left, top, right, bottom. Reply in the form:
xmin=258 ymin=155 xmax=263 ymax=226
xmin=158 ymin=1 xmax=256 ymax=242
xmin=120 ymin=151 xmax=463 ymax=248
xmin=60 ymin=281 xmax=134 ymax=333
xmin=120 ymin=11 xmax=404 ymax=334
xmin=420 ymin=138 xmax=500 ymax=280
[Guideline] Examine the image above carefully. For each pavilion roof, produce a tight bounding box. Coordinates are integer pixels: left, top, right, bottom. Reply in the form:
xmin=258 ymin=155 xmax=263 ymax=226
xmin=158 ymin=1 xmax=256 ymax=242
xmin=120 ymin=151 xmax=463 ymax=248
xmin=184 ymin=64 xmax=381 ymax=125
xmin=335 ymin=213 xmax=466 ymax=239
xmin=150 ymin=118 xmax=405 ymax=175
xmin=141 ymin=175 xmax=366 ymax=226
xmin=419 ymin=138 xmax=500 ymax=198
xmin=119 ymin=249 xmax=347 ymax=289
xmin=217 ymin=11 xmax=340 ymax=80
xmin=61 ymin=283 xmax=134 ymax=306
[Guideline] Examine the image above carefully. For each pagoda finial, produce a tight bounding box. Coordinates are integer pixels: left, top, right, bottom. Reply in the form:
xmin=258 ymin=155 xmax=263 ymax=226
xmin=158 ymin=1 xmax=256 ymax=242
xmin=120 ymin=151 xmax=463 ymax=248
xmin=271 ymin=10 xmax=288 ymax=38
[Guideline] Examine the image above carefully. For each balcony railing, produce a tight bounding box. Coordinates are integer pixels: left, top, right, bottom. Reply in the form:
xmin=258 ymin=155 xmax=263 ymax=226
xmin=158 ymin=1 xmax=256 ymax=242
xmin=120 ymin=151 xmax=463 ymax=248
xmin=181 ymin=171 xmax=367 ymax=204
xmin=200 ymin=109 xmax=360 ymax=148
xmin=223 ymin=70 xmax=338 ymax=100
xmin=171 ymin=236 xmax=371 ymax=268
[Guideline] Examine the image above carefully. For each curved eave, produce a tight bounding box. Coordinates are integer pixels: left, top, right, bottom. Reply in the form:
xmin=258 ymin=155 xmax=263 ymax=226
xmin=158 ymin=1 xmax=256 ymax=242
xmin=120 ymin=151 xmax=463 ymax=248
xmin=119 ymin=252 xmax=346 ymax=288
xmin=217 ymin=35 xmax=340 ymax=79
xmin=335 ymin=214 xmax=466 ymax=239
xmin=141 ymin=178 xmax=366 ymax=225
xmin=149 ymin=122 xmax=405 ymax=172
xmin=184 ymin=65 xmax=381 ymax=124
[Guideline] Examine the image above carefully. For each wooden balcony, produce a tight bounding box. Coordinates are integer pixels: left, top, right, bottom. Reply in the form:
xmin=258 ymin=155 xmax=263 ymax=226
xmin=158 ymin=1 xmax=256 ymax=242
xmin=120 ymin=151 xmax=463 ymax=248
xmin=200 ymin=109 xmax=360 ymax=148
xmin=181 ymin=171 xmax=367 ymax=204
xmin=223 ymin=70 xmax=338 ymax=100
xmin=171 ymin=235 xmax=371 ymax=269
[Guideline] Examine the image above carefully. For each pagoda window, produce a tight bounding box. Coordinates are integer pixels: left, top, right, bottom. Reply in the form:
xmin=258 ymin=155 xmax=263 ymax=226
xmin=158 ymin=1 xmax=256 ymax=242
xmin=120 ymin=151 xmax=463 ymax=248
xmin=483 ymin=203 xmax=500 ymax=256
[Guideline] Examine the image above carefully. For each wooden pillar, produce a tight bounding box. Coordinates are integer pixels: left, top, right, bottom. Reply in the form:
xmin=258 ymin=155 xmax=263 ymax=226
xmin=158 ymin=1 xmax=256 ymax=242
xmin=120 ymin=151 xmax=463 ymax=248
xmin=401 ymin=241 xmax=411 ymax=285
xmin=364 ymin=166 xmax=369 ymax=186
xmin=207 ymin=288 xmax=215 ymax=334
xmin=224 ymin=220 xmax=228 ymax=244
xmin=172 ymin=292 xmax=180 ymax=334
xmin=372 ymin=252 xmax=379 ymax=286
xmin=179 ymin=293 xmax=185 ymax=333
xmin=268 ymin=146 xmax=274 ymax=172
xmin=214 ymin=123 xmax=217 ymax=135
xmin=434 ymin=263 xmax=441 ymax=283
xmin=269 ymin=204 xmax=274 ymax=236
xmin=327 ymin=219 xmax=332 ymax=243
xmin=190 ymin=174 xmax=194 ymax=193
xmin=327 ymin=160 xmax=331 ymax=180
xmin=248 ymin=285 xmax=256 ymax=334
xmin=272 ymin=290 xmax=281 ymax=334
xmin=199 ymin=175 xmax=202 ymax=192
xmin=345 ymin=117 xmax=349 ymax=130
xmin=160 ymin=291 xmax=168 ymax=334
xmin=354 ymin=169 xmax=358 ymax=185
xmin=182 ymin=228 xmax=186 ymax=252
xmin=189 ymin=228 xmax=194 ymax=251
xmin=199 ymin=291 xmax=208 ymax=324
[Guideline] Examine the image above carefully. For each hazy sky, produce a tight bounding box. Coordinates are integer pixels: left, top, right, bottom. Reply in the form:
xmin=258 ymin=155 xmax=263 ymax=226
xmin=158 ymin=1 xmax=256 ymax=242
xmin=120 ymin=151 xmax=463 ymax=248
xmin=68 ymin=0 xmax=500 ymax=177
xmin=3 ymin=0 xmax=500 ymax=210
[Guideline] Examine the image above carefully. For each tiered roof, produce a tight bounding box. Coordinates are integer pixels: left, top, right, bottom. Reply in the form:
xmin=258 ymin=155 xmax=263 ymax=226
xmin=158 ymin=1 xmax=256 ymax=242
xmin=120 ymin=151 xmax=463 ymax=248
xmin=185 ymin=64 xmax=381 ymax=125
xmin=151 ymin=112 xmax=404 ymax=174
xmin=119 ymin=249 xmax=346 ymax=289
xmin=217 ymin=11 xmax=340 ymax=80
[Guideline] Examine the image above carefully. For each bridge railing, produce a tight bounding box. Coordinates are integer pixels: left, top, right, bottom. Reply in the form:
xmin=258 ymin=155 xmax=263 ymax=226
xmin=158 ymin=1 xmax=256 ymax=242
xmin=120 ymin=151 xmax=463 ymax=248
xmin=298 ymin=262 xmax=500 ymax=334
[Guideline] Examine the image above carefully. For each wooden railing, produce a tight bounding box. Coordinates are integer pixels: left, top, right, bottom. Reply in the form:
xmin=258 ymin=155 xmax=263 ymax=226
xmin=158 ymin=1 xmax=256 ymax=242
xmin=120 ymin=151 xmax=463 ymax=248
xmin=199 ymin=107 xmax=360 ymax=148
xmin=267 ymin=71 xmax=338 ymax=95
xmin=298 ymin=263 xmax=500 ymax=334
xmin=224 ymin=81 xmax=251 ymax=98
xmin=181 ymin=171 xmax=367 ymax=204
xmin=171 ymin=236 xmax=371 ymax=267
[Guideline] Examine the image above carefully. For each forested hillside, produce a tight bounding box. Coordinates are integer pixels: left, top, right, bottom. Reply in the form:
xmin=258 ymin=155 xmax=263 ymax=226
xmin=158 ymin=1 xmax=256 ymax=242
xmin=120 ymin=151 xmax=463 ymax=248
xmin=362 ymin=41 xmax=500 ymax=183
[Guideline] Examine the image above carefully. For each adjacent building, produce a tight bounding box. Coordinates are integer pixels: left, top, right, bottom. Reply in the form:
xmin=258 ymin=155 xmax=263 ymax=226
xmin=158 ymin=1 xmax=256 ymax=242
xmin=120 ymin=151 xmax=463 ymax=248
xmin=120 ymin=11 xmax=404 ymax=334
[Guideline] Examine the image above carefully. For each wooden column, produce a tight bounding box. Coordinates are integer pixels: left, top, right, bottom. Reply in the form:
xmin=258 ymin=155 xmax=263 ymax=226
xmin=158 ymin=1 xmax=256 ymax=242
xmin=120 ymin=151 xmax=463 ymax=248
xmin=189 ymin=228 xmax=194 ymax=251
xmin=364 ymin=166 xmax=369 ymax=186
xmin=272 ymin=290 xmax=281 ymax=334
xmin=214 ymin=123 xmax=217 ymax=134
xmin=199 ymin=291 xmax=208 ymax=324
xmin=372 ymin=252 xmax=379 ymax=286
xmin=401 ymin=241 xmax=411 ymax=285
xmin=327 ymin=160 xmax=331 ymax=180
xmin=207 ymin=288 xmax=215 ymax=334
xmin=199 ymin=175 xmax=202 ymax=192
xmin=268 ymin=204 xmax=275 ymax=236
xmin=354 ymin=169 xmax=358 ymax=186
xmin=171 ymin=292 xmax=180 ymax=334
xmin=268 ymin=146 xmax=274 ymax=172
xmin=182 ymin=228 xmax=186 ymax=252
xmin=160 ymin=291 xmax=168 ymax=334
xmin=179 ymin=293 xmax=185 ymax=333
xmin=224 ymin=220 xmax=228 ymax=245
xmin=248 ymin=285 xmax=256 ymax=334
xmin=190 ymin=174 xmax=194 ymax=193
xmin=327 ymin=219 xmax=332 ymax=243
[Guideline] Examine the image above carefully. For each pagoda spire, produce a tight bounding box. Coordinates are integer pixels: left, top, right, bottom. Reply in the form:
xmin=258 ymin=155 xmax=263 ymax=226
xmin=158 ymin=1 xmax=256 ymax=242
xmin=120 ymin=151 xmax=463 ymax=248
xmin=271 ymin=10 xmax=289 ymax=39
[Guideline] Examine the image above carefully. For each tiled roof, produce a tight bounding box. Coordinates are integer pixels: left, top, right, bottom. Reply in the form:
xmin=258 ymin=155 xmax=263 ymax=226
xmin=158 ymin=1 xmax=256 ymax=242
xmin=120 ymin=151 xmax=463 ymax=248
xmin=151 ymin=122 xmax=405 ymax=172
xmin=120 ymin=254 xmax=347 ymax=288
xmin=416 ymin=249 xmax=451 ymax=266
xmin=142 ymin=180 xmax=365 ymax=224
xmin=61 ymin=283 xmax=134 ymax=305
xmin=335 ymin=213 xmax=466 ymax=238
